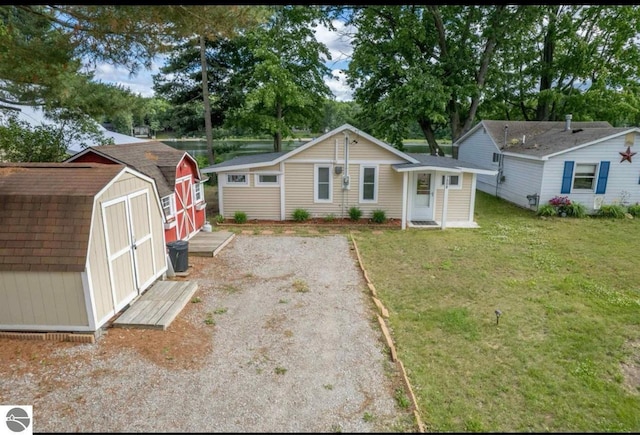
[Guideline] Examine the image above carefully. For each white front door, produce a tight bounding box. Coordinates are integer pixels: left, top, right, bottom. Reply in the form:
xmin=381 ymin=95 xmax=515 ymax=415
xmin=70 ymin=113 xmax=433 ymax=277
xmin=410 ymin=172 xmax=434 ymax=221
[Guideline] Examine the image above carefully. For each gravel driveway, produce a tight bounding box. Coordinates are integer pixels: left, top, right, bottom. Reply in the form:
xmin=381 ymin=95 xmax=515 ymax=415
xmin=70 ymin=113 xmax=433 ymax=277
xmin=1 ymin=234 xmax=415 ymax=432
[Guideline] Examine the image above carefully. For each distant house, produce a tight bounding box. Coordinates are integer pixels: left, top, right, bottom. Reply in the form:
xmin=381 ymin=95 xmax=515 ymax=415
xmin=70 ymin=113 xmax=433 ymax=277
xmin=201 ymin=124 xmax=497 ymax=229
xmin=454 ymin=115 xmax=640 ymax=211
xmin=0 ymin=103 xmax=150 ymax=155
xmin=0 ymin=163 xmax=167 ymax=333
xmin=133 ymin=125 xmax=152 ymax=138
xmin=66 ymin=141 xmax=208 ymax=242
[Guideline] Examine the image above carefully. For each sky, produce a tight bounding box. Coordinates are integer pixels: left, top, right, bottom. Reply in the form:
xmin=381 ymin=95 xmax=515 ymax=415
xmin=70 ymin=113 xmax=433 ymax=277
xmin=92 ymin=20 xmax=355 ymax=102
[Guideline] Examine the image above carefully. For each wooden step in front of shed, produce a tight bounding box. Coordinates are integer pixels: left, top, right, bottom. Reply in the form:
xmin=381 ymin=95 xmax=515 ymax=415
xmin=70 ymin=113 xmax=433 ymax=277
xmin=113 ymin=280 xmax=198 ymax=330
xmin=188 ymin=230 xmax=235 ymax=257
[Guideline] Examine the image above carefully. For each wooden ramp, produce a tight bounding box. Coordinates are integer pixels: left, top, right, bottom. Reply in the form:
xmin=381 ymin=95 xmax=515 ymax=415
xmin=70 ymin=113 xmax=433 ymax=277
xmin=188 ymin=230 xmax=235 ymax=257
xmin=113 ymin=280 xmax=198 ymax=330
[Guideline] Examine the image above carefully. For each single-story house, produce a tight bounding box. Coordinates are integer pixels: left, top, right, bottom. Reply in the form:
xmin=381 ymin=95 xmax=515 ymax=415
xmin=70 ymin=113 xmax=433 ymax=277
xmin=201 ymin=124 xmax=497 ymax=229
xmin=0 ymin=162 xmax=167 ymax=333
xmin=66 ymin=141 xmax=208 ymax=242
xmin=454 ymin=115 xmax=640 ymax=211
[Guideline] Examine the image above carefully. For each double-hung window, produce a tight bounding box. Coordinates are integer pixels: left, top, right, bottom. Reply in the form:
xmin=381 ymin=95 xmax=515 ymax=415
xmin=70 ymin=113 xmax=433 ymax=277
xmin=193 ymin=182 xmax=204 ymax=203
xmin=314 ymin=165 xmax=332 ymax=202
xmin=161 ymin=194 xmax=176 ymax=218
xmin=573 ymin=164 xmax=597 ymax=190
xmin=360 ymin=165 xmax=378 ymax=203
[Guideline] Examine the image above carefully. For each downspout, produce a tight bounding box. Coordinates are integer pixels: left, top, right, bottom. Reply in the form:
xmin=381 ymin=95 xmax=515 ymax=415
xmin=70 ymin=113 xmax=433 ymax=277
xmin=497 ymin=125 xmax=507 ymax=197
xmin=441 ymin=175 xmax=449 ymax=230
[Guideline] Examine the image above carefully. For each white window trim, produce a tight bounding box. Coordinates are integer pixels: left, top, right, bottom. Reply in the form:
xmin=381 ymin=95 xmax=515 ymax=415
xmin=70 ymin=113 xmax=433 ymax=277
xmin=254 ymin=172 xmax=281 ymax=187
xmin=440 ymin=174 xmax=462 ymax=190
xmin=314 ymin=164 xmax=333 ymax=203
xmin=359 ymin=164 xmax=379 ymax=203
xmin=572 ymin=162 xmax=598 ymax=192
xmin=222 ymin=172 xmax=250 ymax=187
xmin=161 ymin=194 xmax=176 ymax=219
xmin=193 ymin=182 xmax=205 ymax=203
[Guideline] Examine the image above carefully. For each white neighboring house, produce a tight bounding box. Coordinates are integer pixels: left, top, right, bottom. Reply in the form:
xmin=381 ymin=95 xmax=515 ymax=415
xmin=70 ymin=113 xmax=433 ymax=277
xmin=0 ymin=103 xmax=149 ymax=154
xmin=454 ymin=115 xmax=640 ymax=212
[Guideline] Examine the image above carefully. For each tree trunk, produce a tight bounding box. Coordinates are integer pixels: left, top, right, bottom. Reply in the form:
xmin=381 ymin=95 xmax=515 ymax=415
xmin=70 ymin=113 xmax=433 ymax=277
xmin=536 ymin=6 xmax=558 ymax=121
xmin=418 ymin=116 xmax=445 ymax=156
xmin=199 ymin=34 xmax=215 ymax=165
xmin=273 ymin=102 xmax=283 ymax=152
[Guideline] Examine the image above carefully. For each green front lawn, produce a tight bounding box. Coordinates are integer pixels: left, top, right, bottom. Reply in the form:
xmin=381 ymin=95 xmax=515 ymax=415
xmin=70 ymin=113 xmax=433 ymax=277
xmin=353 ymin=191 xmax=640 ymax=432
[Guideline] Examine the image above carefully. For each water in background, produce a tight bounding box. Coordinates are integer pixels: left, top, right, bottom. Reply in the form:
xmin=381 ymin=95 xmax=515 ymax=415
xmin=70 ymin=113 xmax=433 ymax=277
xmin=161 ymin=139 xmax=451 ymax=162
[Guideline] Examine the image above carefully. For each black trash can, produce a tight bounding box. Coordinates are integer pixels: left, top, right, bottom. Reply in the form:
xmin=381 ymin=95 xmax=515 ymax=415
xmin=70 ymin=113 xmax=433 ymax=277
xmin=167 ymin=240 xmax=189 ymax=272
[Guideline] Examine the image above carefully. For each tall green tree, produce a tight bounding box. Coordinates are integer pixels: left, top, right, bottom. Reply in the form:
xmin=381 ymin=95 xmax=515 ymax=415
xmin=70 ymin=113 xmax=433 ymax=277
xmin=481 ymin=5 xmax=640 ymax=125
xmin=225 ymin=6 xmax=334 ymax=152
xmin=346 ymin=5 xmax=530 ymax=153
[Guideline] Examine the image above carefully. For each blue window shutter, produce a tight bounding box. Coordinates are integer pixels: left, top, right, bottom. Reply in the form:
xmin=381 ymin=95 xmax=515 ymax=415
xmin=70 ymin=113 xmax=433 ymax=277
xmin=561 ymin=161 xmax=574 ymax=194
xmin=595 ymin=161 xmax=610 ymax=194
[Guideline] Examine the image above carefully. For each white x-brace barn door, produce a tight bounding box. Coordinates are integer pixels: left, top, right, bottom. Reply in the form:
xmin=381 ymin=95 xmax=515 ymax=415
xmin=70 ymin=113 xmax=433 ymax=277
xmin=175 ymin=175 xmax=197 ymax=240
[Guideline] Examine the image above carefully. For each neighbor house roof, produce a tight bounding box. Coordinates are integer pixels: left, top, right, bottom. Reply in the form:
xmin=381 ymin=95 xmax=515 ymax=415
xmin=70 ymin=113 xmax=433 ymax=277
xmin=463 ymin=120 xmax=634 ymax=158
xmin=66 ymin=141 xmax=197 ymax=198
xmin=0 ymin=162 xmax=125 ymax=272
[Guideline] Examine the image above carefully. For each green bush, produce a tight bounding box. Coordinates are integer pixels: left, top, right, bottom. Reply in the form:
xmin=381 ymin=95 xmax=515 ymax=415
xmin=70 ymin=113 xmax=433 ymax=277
xmin=596 ymin=204 xmax=626 ymax=218
xmin=292 ymin=208 xmax=310 ymax=222
xmin=565 ymin=202 xmax=587 ymax=218
xmin=627 ymin=203 xmax=640 ymax=217
xmin=536 ymin=204 xmax=557 ymax=217
xmin=324 ymin=213 xmax=336 ymax=222
xmin=215 ymin=214 xmax=225 ymax=224
xmin=349 ymin=206 xmax=362 ymax=221
xmin=371 ymin=209 xmax=387 ymax=224
xmin=234 ymin=211 xmax=247 ymax=224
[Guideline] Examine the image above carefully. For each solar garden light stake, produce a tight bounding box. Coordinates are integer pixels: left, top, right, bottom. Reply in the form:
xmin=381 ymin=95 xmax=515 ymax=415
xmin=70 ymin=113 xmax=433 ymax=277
xmin=495 ymin=309 xmax=502 ymax=325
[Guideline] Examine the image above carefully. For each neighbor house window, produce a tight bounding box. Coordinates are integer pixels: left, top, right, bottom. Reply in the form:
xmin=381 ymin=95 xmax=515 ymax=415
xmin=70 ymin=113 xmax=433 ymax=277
xmin=314 ymin=164 xmax=332 ymax=202
xmin=255 ymin=173 xmax=280 ymax=186
xmin=492 ymin=152 xmax=502 ymax=163
xmin=225 ymin=173 xmax=248 ymax=186
xmin=573 ymin=164 xmax=597 ymax=190
xmin=360 ymin=165 xmax=378 ymax=202
xmin=193 ymin=182 xmax=204 ymax=203
xmin=441 ymin=174 xmax=461 ymax=189
xmin=161 ymin=194 xmax=176 ymax=218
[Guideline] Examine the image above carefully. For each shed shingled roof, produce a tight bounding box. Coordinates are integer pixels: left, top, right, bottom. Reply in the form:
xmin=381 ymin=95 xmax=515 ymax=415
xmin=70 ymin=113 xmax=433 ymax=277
xmin=0 ymin=163 xmax=125 ymax=272
xmin=479 ymin=120 xmax=624 ymax=157
xmin=67 ymin=141 xmax=193 ymax=198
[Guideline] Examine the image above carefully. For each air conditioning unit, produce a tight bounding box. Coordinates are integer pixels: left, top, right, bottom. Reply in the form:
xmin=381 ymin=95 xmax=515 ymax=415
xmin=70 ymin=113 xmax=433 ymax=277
xmin=593 ymin=196 xmax=604 ymax=210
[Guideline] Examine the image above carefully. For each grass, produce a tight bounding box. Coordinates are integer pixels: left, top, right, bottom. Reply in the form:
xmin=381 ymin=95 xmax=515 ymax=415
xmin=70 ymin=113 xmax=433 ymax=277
xmin=352 ymin=191 xmax=640 ymax=432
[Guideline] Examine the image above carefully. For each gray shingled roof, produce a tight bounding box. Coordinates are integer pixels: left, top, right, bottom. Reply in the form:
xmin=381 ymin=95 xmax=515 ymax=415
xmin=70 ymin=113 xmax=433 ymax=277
xmin=479 ymin=120 xmax=626 ymax=157
xmin=67 ymin=141 xmax=193 ymax=198
xmin=201 ymin=151 xmax=289 ymax=172
xmin=0 ymin=163 xmax=126 ymax=272
xmin=393 ymin=153 xmax=495 ymax=172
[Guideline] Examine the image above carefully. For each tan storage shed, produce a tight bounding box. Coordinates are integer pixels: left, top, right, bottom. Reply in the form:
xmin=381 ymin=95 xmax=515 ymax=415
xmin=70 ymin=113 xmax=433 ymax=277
xmin=0 ymin=163 xmax=167 ymax=333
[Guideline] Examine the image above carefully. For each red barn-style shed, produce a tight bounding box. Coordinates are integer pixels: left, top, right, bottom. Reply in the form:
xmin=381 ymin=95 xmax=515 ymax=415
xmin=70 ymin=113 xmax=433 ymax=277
xmin=66 ymin=141 xmax=207 ymax=242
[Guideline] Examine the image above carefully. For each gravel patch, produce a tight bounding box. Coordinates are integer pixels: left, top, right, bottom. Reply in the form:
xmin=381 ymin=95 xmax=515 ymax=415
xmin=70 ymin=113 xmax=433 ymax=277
xmin=0 ymin=234 xmax=414 ymax=432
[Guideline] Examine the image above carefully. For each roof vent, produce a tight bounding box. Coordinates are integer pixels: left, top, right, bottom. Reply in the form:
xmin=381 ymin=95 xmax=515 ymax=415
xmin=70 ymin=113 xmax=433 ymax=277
xmin=565 ymin=114 xmax=572 ymax=131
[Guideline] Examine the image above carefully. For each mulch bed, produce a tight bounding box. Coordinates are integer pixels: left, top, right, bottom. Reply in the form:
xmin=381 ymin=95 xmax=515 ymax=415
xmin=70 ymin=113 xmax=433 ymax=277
xmin=216 ymin=217 xmax=402 ymax=229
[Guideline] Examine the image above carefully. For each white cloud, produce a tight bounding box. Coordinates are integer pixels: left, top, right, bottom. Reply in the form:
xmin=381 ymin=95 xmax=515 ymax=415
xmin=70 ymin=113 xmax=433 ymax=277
xmin=91 ymin=19 xmax=354 ymax=101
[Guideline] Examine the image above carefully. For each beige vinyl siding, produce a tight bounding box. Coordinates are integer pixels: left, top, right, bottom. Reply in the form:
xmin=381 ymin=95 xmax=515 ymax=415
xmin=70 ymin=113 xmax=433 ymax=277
xmin=434 ymin=172 xmax=473 ymax=222
xmin=90 ymin=172 xmax=166 ymax=321
xmin=354 ymin=164 xmax=403 ymax=218
xmin=221 ymin=168 xmax=280 ymax=220
xmin=0 ymin=271 xmax=87 ymax=327
xmin=283 ymin=162 xmax=404 ymax=219
xmin=292 ymin=135 xmax=403 ymax=163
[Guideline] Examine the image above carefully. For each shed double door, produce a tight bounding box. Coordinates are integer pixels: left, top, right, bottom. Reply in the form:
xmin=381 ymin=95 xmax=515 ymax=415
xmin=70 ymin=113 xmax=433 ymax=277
xmin=102 ymin=190 xmax=156 ymax=312
xmin=175 ymin=175 xmax=197 ymax=240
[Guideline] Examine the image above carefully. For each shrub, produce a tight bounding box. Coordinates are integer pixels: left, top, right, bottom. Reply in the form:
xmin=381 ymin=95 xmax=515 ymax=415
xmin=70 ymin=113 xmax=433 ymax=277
xmin=371 ymin=209 xmax=387 ymax=224
xmin=597 ymin=204 xmax=626 ymax=218
xmin=348 ymin=206 xmax=362 ymax=221
xmin=627 ymin=203 xmax=640 ymax=217
xmin=292 ymin=208 xmax=310 ymax=222
xmin=215 ymin=214 xmax=225 ymax=224
xmin=233 ymin=211 xmax=247 ymax=224
xmin=536 ymin=204 xmax=557 ymax=217
xmin=565 ymin=202 xmax=587 ymax=218
xmin=324 ymin=213 xmax=336 ymax=222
